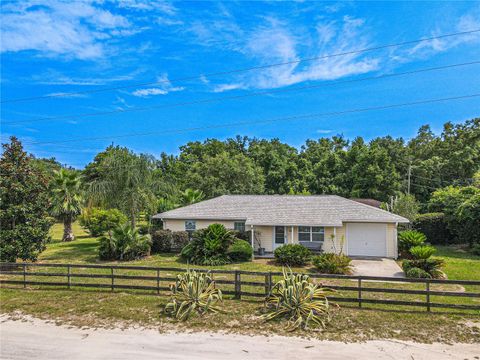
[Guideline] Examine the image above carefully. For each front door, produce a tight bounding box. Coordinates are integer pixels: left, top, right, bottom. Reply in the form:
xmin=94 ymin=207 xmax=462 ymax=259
xmin=273 ymin=226 xmax=286 ymax=250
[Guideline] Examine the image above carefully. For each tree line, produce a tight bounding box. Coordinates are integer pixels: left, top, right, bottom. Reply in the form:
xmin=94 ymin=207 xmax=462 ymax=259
xmin=0 ymin=118 xmax=479 ymax=262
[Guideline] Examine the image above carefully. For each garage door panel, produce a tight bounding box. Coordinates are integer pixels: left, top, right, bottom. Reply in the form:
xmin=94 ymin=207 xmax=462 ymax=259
xmin=347 ymin=223 xmax=387 ymax=257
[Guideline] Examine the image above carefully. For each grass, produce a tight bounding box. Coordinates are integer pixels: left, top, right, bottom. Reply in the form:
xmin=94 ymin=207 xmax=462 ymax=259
xmin=1 ymin=222 xmax=479 ymax=342
xmin=1 ymin=287 xmax=479 ymax=343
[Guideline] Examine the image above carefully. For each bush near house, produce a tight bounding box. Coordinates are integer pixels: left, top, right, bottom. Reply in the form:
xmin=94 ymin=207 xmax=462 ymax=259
xmin=274 ymin=244 xmax=311 ymax=266
xmin=312 ymin=253 xmax=353 ymax=275
xmin=79 ymin=208 xmax=127 ymax=237
xmin=151 ymin=230 xmax=173 ymax=253
xmin=398 ymin=230 xmax=426 ymax=258
xmin=227 ymin=239 xmax=253 ymax=262
xmin=171 ymin=231 xmax=189 ymax=251
xmin=180 ymin=224 xmax=237 ymax=266
xmin=402 ymin=258 xmax=445 ymax=279
xmin=413 ymin=212 xmax=452 ymax=245
xmin=472 ymin=243 xmax=480 ymax=256
xmin=98 ymin=223 xmax=151 ymax=261
xmin=151 ymin=230 xmax=190 ymax=253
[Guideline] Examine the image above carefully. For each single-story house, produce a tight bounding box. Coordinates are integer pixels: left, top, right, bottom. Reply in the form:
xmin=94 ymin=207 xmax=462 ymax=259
xmin=153 ymin=195 xmax=409 ymax=259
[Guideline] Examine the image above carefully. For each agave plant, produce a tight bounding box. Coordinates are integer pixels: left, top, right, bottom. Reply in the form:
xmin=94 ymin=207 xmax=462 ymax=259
xmin=262 ymin=268 xmax=333 ymax=331
xmin=165 ymin=269 xmax=223 ymax=320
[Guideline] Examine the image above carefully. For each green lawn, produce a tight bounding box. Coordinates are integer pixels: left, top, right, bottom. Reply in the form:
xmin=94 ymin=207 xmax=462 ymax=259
xmin=1 ymin=222 xmax=479 ymax=343
xmin=41 ymin=223 xmax=480 ymax=280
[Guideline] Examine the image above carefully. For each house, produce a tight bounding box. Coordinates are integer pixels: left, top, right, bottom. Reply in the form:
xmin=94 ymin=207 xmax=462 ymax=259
xmin=153 ymin=195 xmax=409 ymax=259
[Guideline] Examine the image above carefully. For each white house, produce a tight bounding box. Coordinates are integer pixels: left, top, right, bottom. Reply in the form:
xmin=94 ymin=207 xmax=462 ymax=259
xmin=153 ymin=195 xmax=409 ymax=258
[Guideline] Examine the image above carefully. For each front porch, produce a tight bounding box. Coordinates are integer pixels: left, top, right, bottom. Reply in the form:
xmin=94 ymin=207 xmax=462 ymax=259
xmin=249 ymin=224 xmax=328 ymax=259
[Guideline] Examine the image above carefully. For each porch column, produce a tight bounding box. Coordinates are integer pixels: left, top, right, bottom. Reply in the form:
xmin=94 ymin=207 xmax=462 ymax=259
xmin=291 ymin=226 xmax=294 ymax=244
xmin=250 ymin=225 xmax=255 ymax=260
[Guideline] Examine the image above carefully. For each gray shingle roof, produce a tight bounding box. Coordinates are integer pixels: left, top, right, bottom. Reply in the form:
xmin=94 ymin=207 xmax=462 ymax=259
xmin=153 ymin=195 xmax=409 ymax=226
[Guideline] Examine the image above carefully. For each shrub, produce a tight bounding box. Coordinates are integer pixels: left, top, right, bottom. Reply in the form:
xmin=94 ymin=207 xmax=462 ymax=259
xmin=165 ymin=269 xmax=223 ymax=321
xmin=405 ymin=267 xmax=431 ymax=279
xmin=79 ymin=208 xmax=127 ymax=237
xmin=171 ymin=231 xmax=189 ymax=251
xmin=402 ymin=258 xmax=445 ymax=279
xmin=262 ymin=268 xmax=333 ymax=331
xmin=398 ymin=230 xmax=426 ymax=258
xmin=151 ymin=229 xmax=173 ymax=253
xmin=409 ymin=245 xmax=436 ymax=259
xmin=180 ymin=224 xmax=235 ymax=265
xmin=232 ymin=230 xmax=249 ymax=242
xmin=137 ymin=224 xmax=150 ymax=235
xmin=312 ymin=253 xmax=353 ymax=274
xmin=227 ymin=239 xmax=253 ymax=262
xmin=472 ymin=243 xmax=480 ymax=256
xmin=98 ymin=223 xmax=151 ymax=261
xmin=274 ymin=244 xmax=311 ymax=266
xmin=413 ymin=212 xmax=452 ymax=245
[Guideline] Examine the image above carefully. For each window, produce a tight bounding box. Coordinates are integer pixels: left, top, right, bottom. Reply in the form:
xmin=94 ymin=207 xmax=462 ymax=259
xmin=234 ymin=221 xmax=246 ymax=232
xmin=185 ymin=220 xmax=196 ymax=232
xmin=298 ymin=226 xmax=324 ymax=242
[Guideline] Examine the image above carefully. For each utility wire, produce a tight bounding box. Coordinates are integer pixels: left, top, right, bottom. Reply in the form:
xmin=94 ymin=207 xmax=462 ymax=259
xmin=2 ymin=29 xmax=480 ymax=104
xmin=22 ymin=92 xmax=480 ymax=146
xmin=3 ymin=60 xmax=479 ymax=126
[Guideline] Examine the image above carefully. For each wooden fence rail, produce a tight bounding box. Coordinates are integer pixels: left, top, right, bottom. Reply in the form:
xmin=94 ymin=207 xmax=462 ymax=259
xmin=1 ymin=262 xmax=480 ymax=312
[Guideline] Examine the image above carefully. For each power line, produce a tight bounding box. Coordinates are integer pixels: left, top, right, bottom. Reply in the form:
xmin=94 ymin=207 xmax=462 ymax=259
xmin=22 ymin=92 xmax=480 ymax=146
xmin=4 ymin=60 xmax=479 ymax=126
xmin=2 ymin=29 xmax=480 ymax=104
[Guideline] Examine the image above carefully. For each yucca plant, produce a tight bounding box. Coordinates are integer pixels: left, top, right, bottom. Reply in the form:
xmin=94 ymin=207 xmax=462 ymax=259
xmin=165 ymin=269 xmax=223 ymax=321
xmin=262 ymin=268 xmax=333 ymax=331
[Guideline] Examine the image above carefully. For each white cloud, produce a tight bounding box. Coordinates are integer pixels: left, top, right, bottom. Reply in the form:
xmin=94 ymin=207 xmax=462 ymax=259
xmin=132 ymin=88 xmax=168 ymax=97
xmin=214 ymin=15 xmax=380 ymax=91
xmin=44 ymin=92 xmax=87 ymax=98
xmin=393 ymin=10 xmax=480 ymax=62
xmin=213 ymin=83 xmax=245 ymax=93
xmin=316 ymin=129 xmax=333 ymax=134
xmin=131 ymin=74 xmax=184 ymax=97
xmin=0 ymin=1 xmax=136 ymax=60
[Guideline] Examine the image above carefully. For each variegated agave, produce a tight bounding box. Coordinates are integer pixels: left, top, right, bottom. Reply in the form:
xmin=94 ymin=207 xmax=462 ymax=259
xmin=165 ymin=269 xmax=223 ymax=320
xmin=262 ymin=268 xmax=333 ymax=331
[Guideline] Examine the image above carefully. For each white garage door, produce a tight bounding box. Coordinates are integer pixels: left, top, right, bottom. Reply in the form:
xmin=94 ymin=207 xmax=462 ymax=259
xmin=347 ymin=223 xmax=387 ymax=257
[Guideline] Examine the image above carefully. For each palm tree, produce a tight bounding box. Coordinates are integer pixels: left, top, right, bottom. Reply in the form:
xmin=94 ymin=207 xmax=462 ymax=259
xmin=89 ymin=149 xmax=158 ymax=228
xmin=51 ymin=168 xmax=83 ymax=241
xmin=180 ymin=188 xmax=205 ymax=206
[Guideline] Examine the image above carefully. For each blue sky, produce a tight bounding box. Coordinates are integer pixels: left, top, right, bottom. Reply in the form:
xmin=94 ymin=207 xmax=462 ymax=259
xmin=1 ymin=0 xmax=480 ymax=168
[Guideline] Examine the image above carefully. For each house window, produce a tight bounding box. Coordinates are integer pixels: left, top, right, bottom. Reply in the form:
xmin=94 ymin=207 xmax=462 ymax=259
xmin=185 ymin=220 xmax=196 ymax=232
xmin=234 ymin=221 xmax=246 ymax=232
xmin=298 ymin=226 xmax=324 ymax=242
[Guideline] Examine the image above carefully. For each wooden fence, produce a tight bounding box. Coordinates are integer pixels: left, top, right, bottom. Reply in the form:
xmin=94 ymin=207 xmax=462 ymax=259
xmin=1 ymin=262 xmax=480 ymax=312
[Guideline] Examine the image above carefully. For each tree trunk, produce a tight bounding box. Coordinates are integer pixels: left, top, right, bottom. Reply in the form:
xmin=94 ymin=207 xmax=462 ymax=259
xmin=62 ymin=217 xmax=75 ymax=242
xmin=131 ymin=207 xmax=136 ymax=229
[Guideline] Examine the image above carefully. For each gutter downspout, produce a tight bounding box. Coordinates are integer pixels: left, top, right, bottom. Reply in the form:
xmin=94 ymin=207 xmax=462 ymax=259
xmin=251 ymin=225 xmax=255 ymax=260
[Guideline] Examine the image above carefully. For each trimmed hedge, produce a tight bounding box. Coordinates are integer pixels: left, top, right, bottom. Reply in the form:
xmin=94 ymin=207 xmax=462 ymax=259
xmin=274 ymin=244 xmax=311 ymax=266
xmin=413 ymin=212 xmax=452 ymax=245
xmin=152 ymin=230 xmax=173 ymax=253
xmin=227 ymin=239 xmax=253 ymax=262
xmin=151 ymin=230 xmax=189 ymax=253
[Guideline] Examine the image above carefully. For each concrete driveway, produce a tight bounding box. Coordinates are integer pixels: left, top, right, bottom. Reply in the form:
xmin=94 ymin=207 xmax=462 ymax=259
xmin=351 ymin=258 xmax=404 ymax=278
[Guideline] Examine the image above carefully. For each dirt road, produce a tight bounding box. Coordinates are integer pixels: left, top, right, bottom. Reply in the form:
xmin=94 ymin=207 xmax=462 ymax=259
xmin=0 ymin=316 xmax=478 ymax=360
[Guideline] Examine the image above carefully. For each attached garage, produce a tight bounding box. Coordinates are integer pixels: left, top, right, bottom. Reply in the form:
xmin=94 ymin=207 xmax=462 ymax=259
xmin=346 ymin=223 xmax=387 ymax=257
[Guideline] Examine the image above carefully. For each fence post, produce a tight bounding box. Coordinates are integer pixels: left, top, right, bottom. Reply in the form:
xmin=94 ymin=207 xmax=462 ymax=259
xmin=156 ymin=269 xmax=160 ymax=295
xmin=67 ymin=265 xmax=71 ymax=289
xmin=426 ymin=280 xmax=431 ymax=312
xmin=234 ymin=270 xmax=241 ymax=299
xmin=358 ymin=278 xmax=362 ymax=308
xmin=264 ymin=272 xmax=272 ymax=296
xmin=23 ymin=264 xmax=26 ymax=288
xmin=111 ymin=267 xmax=114 ymax=292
